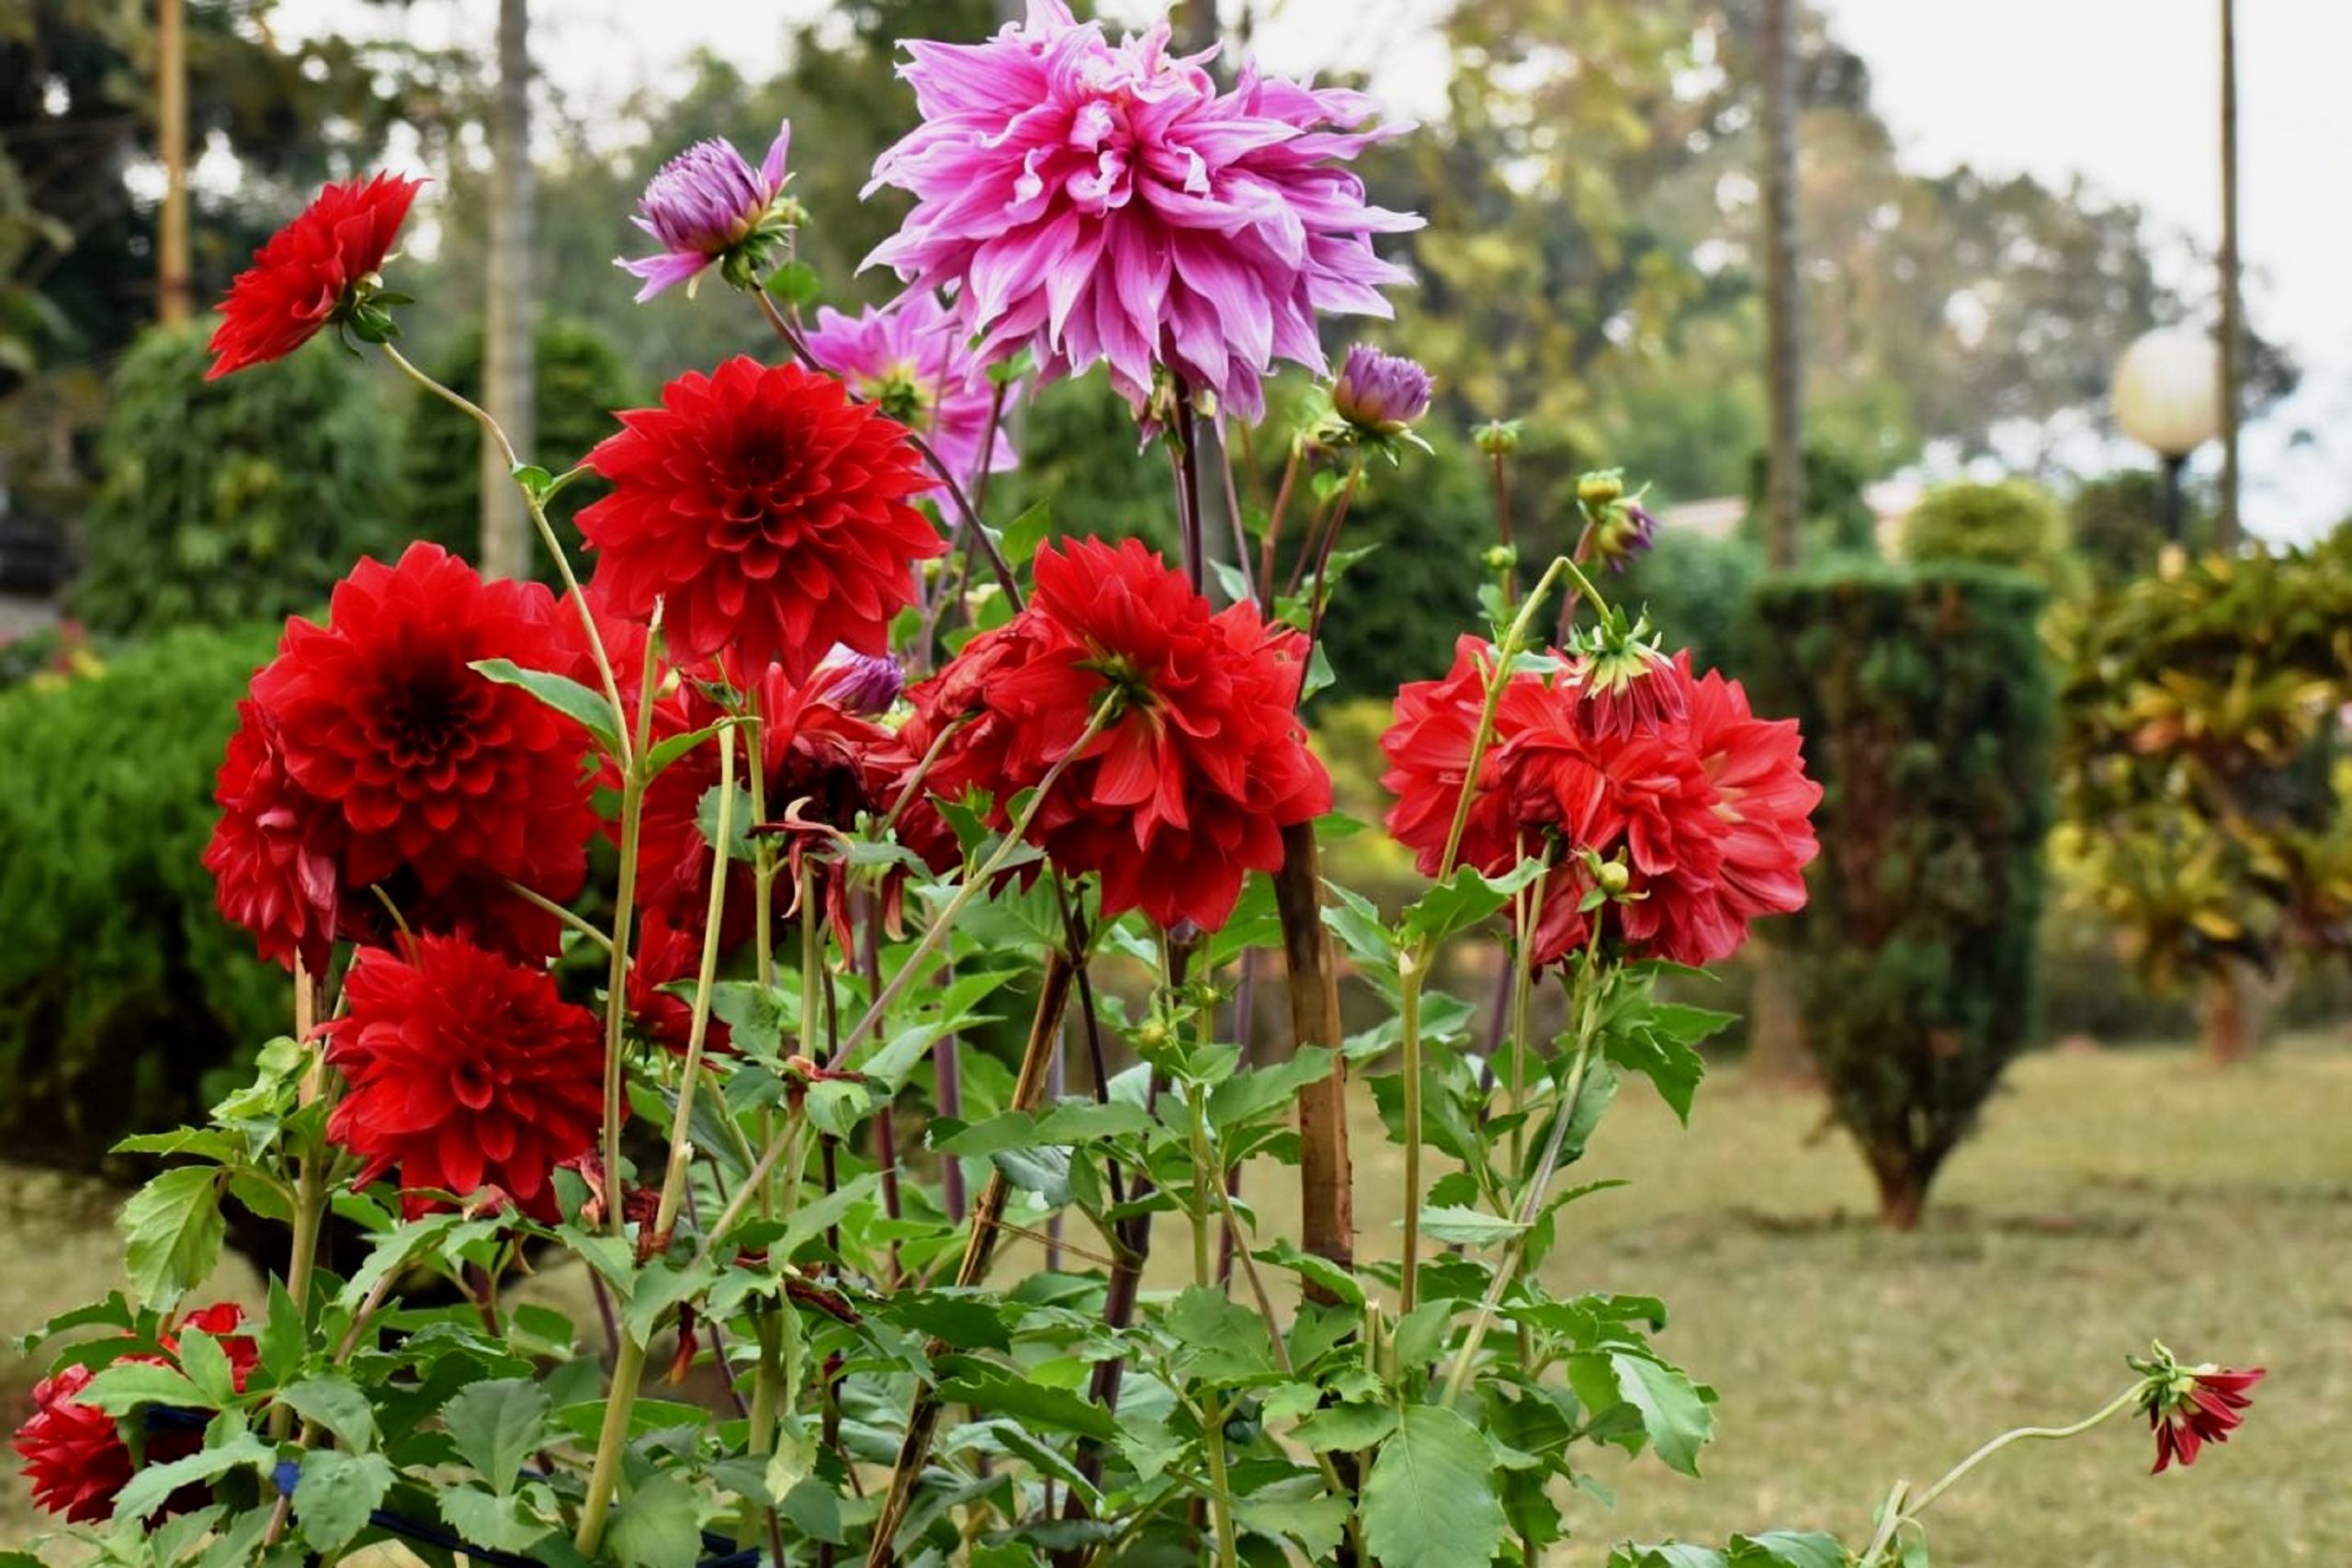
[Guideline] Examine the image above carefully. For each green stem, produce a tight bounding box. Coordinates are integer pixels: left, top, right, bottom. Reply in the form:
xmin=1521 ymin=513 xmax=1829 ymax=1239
xmin=1436 ymin=556 xmax=1571 ymax=882
xmin=572 ymin=1336 xmax=650 ymax=1553
xmin=1397 ymin=950 xmax=1427 ymax=1314
xmin=1855 ymin=1383 xmax=2147 ymax=1565
xmin=650 ymin=728 xmax=735 ymax=1240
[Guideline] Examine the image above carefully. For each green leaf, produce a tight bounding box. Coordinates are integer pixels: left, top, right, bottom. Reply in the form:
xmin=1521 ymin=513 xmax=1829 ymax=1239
xmin=989 ymin=1144 xmax=1071 ymax=1206
xmin=697 ymin=781 xmax=757 ymax=864
xmin=1163 ymin=1286 xmax=1277 ymax=1382
xmin=606 ymin=1473 xmax=703 ymax=1568
xmin=1361 ymin=1404 xmax=1506 ymax=1568
xmin=120 ymin=1165 xmax=225 ymax=1312
xmin=1000 ymin=501 xmax=1053 ymax=569
xmin=644 ymin=722 xmax=724 ymax=781
xmin=764 ymin=260 xmax=823 ymax=310
xmin=1604 ymin=1002 xmax=1728 ymax=1125
xmin=277 ymin=1372 xmax=377 ymax=1452
xmin=112 ymin=1431 xmax=273 ymax=1523
xmin=469 ymin=658 xmax=619 ymax=755
xmin=1571 ymin=1350 xmax=1715 ymax=1477
xmin=1206 ymin=1046 xmax=1335 ymax=1127
xmin=1399 ymin=863 xmax=1542 ymax=948
xmin=936 ymin=1367 xmax=1117 ymax=1440
xmin=1414 ymin=1205 xmax=1528 ymax=1248
xmin=1292 ymin=1401 xmax=1396 ymax=1452
xmin=256 ymin=1278 xmax=305 ymax=1385
xmin=1728 ymin=1531 xmax=1849 ymax=1568
xmin=1255 ymin=1238 xmax=1365 ymax=1310
xmin=77 ymin=1360 xmax=205 ymax=1416
xmin=441 ymin=1378 xmax=553 ymax=1495
xmin=1608 ymin=1547 xmax=1729 ymax=1568
xmin=1237 ymin=1484 xmax=1351 ymax=1562
xmin=876 ymin=1291 xmax=1013 ymax=1352
xmin=295 ymin=1449 xmax=394 ymax=1551
xmin=773 ymin=1170 xmax=880 ymax=1258
xmin=440 ymin=1484 xmax=552 ymax=1553
xmin=173 ymin=1328 xmax=236 ymax=1405
xmin=624 ymin=1261 xmax=712 ymax=1346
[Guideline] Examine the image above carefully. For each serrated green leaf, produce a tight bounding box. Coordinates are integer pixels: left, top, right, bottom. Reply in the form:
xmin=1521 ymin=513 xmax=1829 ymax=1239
xmin=120 ymin=1166 xmax=225 ymax=1313
xmin=1399 ymin=863 xmax=1543 ymax=948
xmin=876 ymin=1291 xmax=1012 ymax=1352
xmin=441 ymin=1378 xmax=553 ymax=1495
xmin=78 ymin=1359 xmax=204 ymax=1415
xmin=1206 ymin=1046 xmax=1334 ymax=1127
xmin=1608 ymin=1546 xmax=1730 ymax=1568
xmin=937 ymin=1367 xmax=1116 ymax=1440
xmin=1292 ymin=1400 xmax=1396 ymax=1452
xmin=1572 ymin=1350 xmax=1714 ymax=1476
xmin=1728 ymin=1531 xmax=1849 ymax=1568
xmin=606 ymin=1473 xmax=703 ymax=1568
xmin=1163 ymin=1286 xmax=1276 ymax=1382
xmin=624 ymin=1261 xmax=712 ymax=1345
xmin=173 ymin=1328 xmax=236 ymax=1405
xmin=111 ymin=1431 xmax=272 ymax=1523
xmin=440 ymin=1484 xmax=551 ymax=1553
xmin=469 ymin=658 xmax=618 ymax=755
xmin=295 ymin=1449 xmax=393 ymax=1551
xmin=1236 ymin=1483 xmax=1350 ymax=1561
xmin=277 ymin=1372 xmax=377 ymax=1452
xmin=1414 ymin=1205 xmax=1528 ymax=1248
xmin=1362 ymin=1403 xmax=1506 ymax=1568
xmin=1000 ymin=500 xmax=1053 ymax=569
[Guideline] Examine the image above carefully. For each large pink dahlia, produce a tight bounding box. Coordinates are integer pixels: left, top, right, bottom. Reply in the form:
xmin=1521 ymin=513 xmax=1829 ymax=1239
xmin=865 ymin=0 xmax=1420 ymax=421
xmin=805 ymin=289 xmax=1018 ymax=497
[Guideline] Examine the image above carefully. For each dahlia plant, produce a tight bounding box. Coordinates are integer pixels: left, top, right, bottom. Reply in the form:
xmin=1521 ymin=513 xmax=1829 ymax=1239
xmin=14 ymin=6 xmax=2261 ymax=1566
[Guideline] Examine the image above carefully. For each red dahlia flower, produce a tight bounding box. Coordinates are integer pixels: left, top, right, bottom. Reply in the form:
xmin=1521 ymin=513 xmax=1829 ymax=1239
xmin=2146 ymin=1363 xmax=2266 ymax=1473
xmin=12 ymin=1303 xmax=256 ymax=1524
xmin=241 ymin=542 xmax=596 ymax=964
xmin=922 ymin=536 xmax=1329 ymax=930
xmin=1381 ymin=640 xmax=1818 ymax=966
xmin=579 ymin=358 xmax=944 ymax=681
xmin=323 ymin=937 xmax=605 ymax=1222
xmin=205 ymin=699 xmax=346 ymax=975
xmin=626 ymin=910 xmax=732 ymax=1056
xmin=206 ymin=172 xmax=424 ymax=379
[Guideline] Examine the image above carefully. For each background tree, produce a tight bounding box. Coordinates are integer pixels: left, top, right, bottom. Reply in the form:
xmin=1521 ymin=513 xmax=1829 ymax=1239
xmin=479 ymin=0 xmax=536 ymax=580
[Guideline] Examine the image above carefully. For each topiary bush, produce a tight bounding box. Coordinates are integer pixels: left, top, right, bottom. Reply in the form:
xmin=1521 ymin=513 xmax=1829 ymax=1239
xmin=2067 ymin=469 xmax=2211 ymax=588
xmin=70 ymin=324 xmax=397 ymax=634
xmin=1899 ymin=477 xmax=2085 ymax=597
xmin=0 ymin=621 xmax=284 ymax=1165
xmin=1740 ymin=566 xmax=2054 ymax=1226
xmin=400 ymin=317 xmax=639 ymax=576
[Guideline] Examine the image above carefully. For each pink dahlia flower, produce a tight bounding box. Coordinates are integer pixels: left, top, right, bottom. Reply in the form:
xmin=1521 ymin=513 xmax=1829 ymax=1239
xmin=805 ymin=289 xmax=1018 ymax=496
xmin=620 ymin=121 xmax=795 ymax=301
xmin=865 ymin=0 xmax=1420 ymax=422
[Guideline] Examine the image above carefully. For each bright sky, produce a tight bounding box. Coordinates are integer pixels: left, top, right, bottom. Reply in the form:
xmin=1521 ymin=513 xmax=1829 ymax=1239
xmin=292 ymin=0 xmax=2352 ymax=539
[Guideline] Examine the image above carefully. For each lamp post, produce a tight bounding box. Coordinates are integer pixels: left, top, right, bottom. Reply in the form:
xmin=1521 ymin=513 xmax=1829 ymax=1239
xmin=2112 ymin=327 xmax=2222 ymax=544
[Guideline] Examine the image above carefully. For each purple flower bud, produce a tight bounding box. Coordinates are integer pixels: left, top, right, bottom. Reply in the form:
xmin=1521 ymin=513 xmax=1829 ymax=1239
xmin=1594 ymin=501 xmax=1658 ymax=572
xmin=618 ymin=121 xmax=793 ymax=302
xmin=1331 ymin=344 xmax=1432 ymax=434
xmin=808 ymin=644 xmax=904 ymax=716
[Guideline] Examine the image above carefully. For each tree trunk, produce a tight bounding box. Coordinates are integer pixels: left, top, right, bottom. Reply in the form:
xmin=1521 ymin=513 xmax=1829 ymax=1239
xmin=1758 ymin=0 xmax=1803 ymax=571
xmin=1873 ymin=1159 xmax=1928 ymax=1231
xmin=155 ymin=0 xmax=191 ymax=325
xmin=2201 ymin=962 xmax=2251 ymax=1066
xmin=2215 ymin=0 xmax=2242 ymax=551
xmin=480 ymin=0 xmax=537 ymax=581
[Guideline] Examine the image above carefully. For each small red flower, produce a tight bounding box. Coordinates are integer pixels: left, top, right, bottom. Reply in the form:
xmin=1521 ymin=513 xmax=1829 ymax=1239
xmin=205 ymin=699 xmax=345 ymax=976
xmin=626 ymin=910 xmax=732 ymax=1056
xmin=922 ymin=537 xmax=1330 ymax=930
xmin=2148 ymin=1365 xmax=2266 ymax=1472
xmin=241 ymin=542 xmax=596 ymax=964
xmin=12 ymin=1304 xmax=257 ymax=1524
xmin=205 ymin=172 xmax=423 ymax=378
xmin=579 ymin=357 xmax=944 ymax=681
xmin=323 ymin=936 xmax=605 ymax=1222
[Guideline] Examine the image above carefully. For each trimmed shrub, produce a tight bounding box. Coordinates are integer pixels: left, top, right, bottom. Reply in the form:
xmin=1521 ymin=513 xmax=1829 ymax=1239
xmin=1899 ymin=478 xmax=2084 ymax=596
xmin=70 ymin=325 xmax=397 ymax=634
xmin=1740 ymin=566 xmax=2054 ymax=1226
xmin=401 ymin=318 xmax=639 ymax=576
xmin=0 ymin=622 xmax=284 ymax=1165
xmin=2067 ymin=469 xmax=2211 ymax=588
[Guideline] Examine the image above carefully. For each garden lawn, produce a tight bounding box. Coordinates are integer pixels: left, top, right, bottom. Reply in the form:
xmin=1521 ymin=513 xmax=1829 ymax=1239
xmin=5 ymin=1035 xmax=2347 ymax=1563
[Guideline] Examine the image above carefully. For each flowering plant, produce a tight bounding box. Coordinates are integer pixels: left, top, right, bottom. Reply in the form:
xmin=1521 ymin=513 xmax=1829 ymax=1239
xmin=15 ymin=7 xmax=2261 ymax=1566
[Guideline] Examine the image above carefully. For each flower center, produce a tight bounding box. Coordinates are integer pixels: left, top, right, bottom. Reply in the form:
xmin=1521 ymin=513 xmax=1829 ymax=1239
xmin=379 ymin=671 xmax=486 ymax=770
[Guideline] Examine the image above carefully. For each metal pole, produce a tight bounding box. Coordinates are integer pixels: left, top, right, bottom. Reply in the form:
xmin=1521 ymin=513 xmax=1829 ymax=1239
xmin=2161 ymin=452 xmax=2188 ymax=546
xmin=2217 ymin=0 xmax=2242 ymax=550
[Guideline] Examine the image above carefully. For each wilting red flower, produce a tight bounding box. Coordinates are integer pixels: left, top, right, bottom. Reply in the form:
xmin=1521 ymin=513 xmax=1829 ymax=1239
xmin=12 ymin=1304 xmax=256 ymax=1524
xmin=2147 ymin=1364 xmax=2265 ymax=1473
xmin=922 ymin=536 xmax=1329 ymax=929
xmin=243 ymin=542 xmax=596 ymax=964
xmin=579 ymin=358 xmax=944 ymax=681
xmin=323 ymin=937 xmax=604 ymax=1222
xmin=205 ymin=700 xmax=346 ymax=976
xmin=1382 ymin=641 xmax=1818 ymax=966
xmin=206 ymin=173 xmax=424 ymax=378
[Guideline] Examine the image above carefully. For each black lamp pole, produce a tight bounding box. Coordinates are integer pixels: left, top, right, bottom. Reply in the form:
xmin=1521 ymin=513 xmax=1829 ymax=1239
xmin=2159 ymin=452 xmax=2189 ymax=544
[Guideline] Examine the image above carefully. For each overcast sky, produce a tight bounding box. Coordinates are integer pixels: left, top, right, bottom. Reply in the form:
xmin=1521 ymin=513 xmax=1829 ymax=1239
xmin=292 ymin=0 xmax=2351 ymax=539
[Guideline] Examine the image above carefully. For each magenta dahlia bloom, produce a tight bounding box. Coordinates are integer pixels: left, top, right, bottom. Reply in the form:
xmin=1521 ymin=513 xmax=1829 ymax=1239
xmin=808 ymin=644 xmax=905 ymax=716
xmin=865 ymin=0 xmax=1420 ymax=422
xmin=620 ymin=120 xmax=795 ymax=301
xmin=1332 ymin=343 xmax=1432 ymax=432
xmin=804 ymin=289 xmax=1018 ymax=496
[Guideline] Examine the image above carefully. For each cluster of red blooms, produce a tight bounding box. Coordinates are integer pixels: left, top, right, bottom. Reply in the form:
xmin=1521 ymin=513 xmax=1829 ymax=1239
xmin=1383 ymin=635 xmax=1823 ymax=967
xmin=11 ymin=1304 xmax=254 ymax=1524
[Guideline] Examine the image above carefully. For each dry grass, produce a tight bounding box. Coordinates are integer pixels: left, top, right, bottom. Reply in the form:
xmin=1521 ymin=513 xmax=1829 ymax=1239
xmin=6 ymin=1031 xmax=2348 ymax=1563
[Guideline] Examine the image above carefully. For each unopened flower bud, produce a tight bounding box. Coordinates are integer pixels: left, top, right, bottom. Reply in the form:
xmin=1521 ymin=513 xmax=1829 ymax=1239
xmin=1482 ymin=545 xmax=1518 ymax=573
xmin=808 ymin=644 xmax=904 ymax=715
xmin=1591 ymin=501 xmax=1659 ymax=574
xmin=1594 ymin=858 xmax=1633 ymax=897
xmin=1330 ymin=344 xmax=1433 ymax=434
xmin=1473 ymin=419 xmax=1522 ymax=457
xmin=1577 ymin=469 xmax=1625 ymax=506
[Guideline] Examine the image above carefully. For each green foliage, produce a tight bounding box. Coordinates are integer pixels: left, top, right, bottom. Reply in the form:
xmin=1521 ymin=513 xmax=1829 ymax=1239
xmin=1737 ymin=445 xmax=1881 ymax=560
xmin=0 ymin=620 xmax=281 ymax=1163
xmin=70 ymin=324 xmax=396 ymax=635
xmin=1900 ymin=478 xmax=2085 ymax=596
xmin=1317 ymin=424 xmax=1492 ymax=702
xmin=400 ymin=318 xmax=639 ymax=577
xmin=1739 ymin=567 xmax=2054 ymax=1224
xmin=2051 ymin=544 xmax=2352 ymax=989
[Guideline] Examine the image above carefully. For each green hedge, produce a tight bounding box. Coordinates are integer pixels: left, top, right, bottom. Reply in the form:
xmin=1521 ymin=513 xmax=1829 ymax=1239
xmin=1899 ymin=478 xmax=2085 ymax=598
xmin=1739 ymin=566 xmax=2054 ymax=1225
xmin=0 ymin=623 xmax=285 ymax=1165
xmin=70 ymin=324 xmax=397 ymax=635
